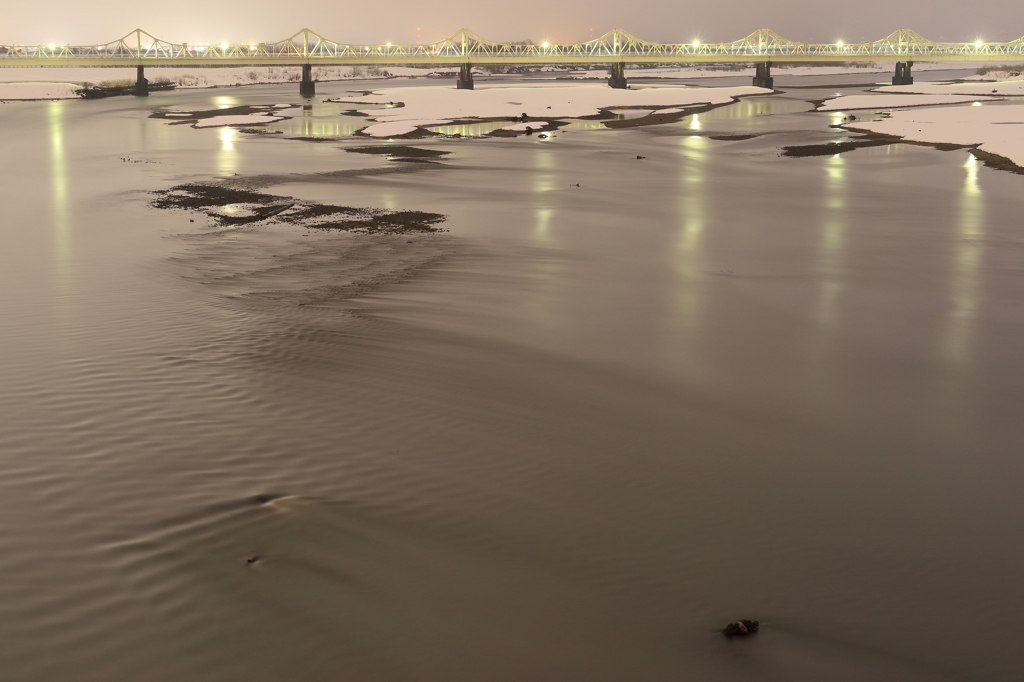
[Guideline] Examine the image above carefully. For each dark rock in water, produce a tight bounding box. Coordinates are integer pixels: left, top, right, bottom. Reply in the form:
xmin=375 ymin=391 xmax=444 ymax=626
xmin=246 ymin=555 xmax=261 ymax=566
xmin=722 ymin=619 xmax=759 ymax=637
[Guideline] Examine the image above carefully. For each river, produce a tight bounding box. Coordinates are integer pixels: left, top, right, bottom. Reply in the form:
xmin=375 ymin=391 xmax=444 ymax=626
xmin=0 ymin=73 xmax=1021 ymax=681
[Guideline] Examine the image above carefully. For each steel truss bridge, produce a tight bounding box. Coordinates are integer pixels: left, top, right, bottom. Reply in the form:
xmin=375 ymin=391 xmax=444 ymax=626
xmin=3 ymin=27 xmax=1021 ymax=95
xmin=3 ymin=28 xmax=1024 ymax=66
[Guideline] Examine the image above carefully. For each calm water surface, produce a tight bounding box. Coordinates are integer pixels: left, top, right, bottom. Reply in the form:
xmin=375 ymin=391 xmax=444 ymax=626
xmin=0 ymin=77 xmax=1022 ymax=681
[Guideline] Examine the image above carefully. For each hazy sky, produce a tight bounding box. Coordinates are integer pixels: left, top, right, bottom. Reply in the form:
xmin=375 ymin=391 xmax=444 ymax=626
xmin=5 ymin=0 xmax=1023 ymax=47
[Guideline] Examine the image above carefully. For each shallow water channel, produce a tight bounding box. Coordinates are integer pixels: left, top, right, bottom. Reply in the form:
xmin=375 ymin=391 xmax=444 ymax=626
xmin=0 ymin=75 xmax=1022 ymax=681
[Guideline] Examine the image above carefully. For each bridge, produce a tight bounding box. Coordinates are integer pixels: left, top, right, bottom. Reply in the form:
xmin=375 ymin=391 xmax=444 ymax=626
xmin=3 ymin=27 xmax=1022 ymax=96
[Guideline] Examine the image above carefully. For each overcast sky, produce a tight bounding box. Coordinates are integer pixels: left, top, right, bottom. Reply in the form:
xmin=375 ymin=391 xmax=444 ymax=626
xmin=5 ymin=0 xmax=1023 ymax=47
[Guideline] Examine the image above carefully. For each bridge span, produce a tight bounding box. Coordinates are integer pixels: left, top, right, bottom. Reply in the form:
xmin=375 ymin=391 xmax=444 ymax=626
xmin=3 ymin=27 xmax=1022 ymax=96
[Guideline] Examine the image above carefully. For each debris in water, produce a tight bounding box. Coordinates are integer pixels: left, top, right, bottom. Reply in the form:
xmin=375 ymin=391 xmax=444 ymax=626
xmin=722 ymin=619 xmax=759 ymax=637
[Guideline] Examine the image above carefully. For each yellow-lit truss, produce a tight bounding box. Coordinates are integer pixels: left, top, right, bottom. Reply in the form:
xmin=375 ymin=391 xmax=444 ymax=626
xmin=2 ymin=28 xmax=1023 ymax=66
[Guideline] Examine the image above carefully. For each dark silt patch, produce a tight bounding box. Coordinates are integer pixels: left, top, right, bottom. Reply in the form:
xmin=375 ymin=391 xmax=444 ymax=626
xmin=968 ymin=148 xmax=1024 ymax=175
xmin=782 ymin=138 xmax=895 ymax=157
xmin=782 ymin=132 xmax=978 ymax=159
xmin=346 ymin=146 xmax=451 ymax=158
xmin=150 ymin=182 xmax=446 ymax=233
xmin=709 ymin=134 xmax=759 ymax=141
xmin=150 ymin=105 xmax=293 ymax=124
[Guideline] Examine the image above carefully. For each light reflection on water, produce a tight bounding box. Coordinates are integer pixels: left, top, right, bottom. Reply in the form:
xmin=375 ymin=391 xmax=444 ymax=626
xmin=47 ymin=101 xmax=71 ymax=292
xmin=816 ymin=153 xmax=847 ymax=332
xmin=942 ymin=153 xmax=984 ymax=366
xmin=217 ymin=127 xmax=236 ymax=175
xmin=670 ymin=135 xmax=708 ymax=367
xmin=428 ymin=121 xmax=507 ymax=137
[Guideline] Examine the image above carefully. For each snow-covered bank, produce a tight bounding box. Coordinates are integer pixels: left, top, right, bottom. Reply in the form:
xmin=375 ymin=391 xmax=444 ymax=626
xmin=963 ymin=67 xmax=1024 ymax=81
xmin=818 ymin=94 xmax=1001 ymax=111
xmin=0 ymin=65 xmax=449 ymax=92
xmin=0 ymin=82 xmax=80 ymax=100
xmin=877 ymin=78 xmax=1024 ymax=96
xmin=844 ymin=103 xmax=1024 ymax=167
xmin=619 ymin=62 xmax=1002 ymax=80
xmin=330 ymin=83 xmax=770 ymax=137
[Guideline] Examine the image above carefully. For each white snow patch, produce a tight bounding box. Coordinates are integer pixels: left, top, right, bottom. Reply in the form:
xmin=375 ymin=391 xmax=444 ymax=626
xmin=333 ymin=83 xmax=767 ymax=136
xmin=843 ymin=103 xmax=1024 ymax=166
xmin=818 ymin=94 xmax=1002 ymax=111
xmin=192 ymin=114 xmax=286 ymax=128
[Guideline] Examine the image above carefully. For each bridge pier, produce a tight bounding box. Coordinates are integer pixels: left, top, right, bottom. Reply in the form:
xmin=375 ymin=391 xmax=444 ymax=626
xmin=753 ymin=61 xmax=773 ymax=89
xmin=134 ymin=65 xmax=148 ymax=96
xmin=457 ymin=63 xmax=474 ymax=89
xmin=608 ymin=62 xmax=627 ymax=89
xmin=892 ymin=61 xmax=914 ymax=85
xmin=300 ymin=64 xmax=315 ymax=97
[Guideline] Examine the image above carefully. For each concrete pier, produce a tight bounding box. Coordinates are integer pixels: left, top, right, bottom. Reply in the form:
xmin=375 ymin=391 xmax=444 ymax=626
xmin=892 ymin=61 xmax=914 ymax=85
xmin=753 ymin=61 xmax=773 ymax=89
xmin=608 ymin=62 xmax=627 ymax=89
xmin=134 ymin=65 xmax=148 ymax=96
xmin=457 ymin=63 xmax=474 ymax=89
xmin=300 ymin=64 xmax=315 ymax=97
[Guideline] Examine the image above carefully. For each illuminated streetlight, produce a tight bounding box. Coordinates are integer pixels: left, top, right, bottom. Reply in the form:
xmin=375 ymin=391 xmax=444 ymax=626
xmin=975 ymin=40 xmax=983 ymax=47
xmin=692 ymin=40 xmax=700 ymax=46
xmin=542 ymin=41 xmax=549 ymax=48
xmin=837 ymin=40 xmax=844 ymax=47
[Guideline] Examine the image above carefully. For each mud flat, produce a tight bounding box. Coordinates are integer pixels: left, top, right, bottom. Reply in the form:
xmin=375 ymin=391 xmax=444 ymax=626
xmin=151 ymin=182 xmax=446 ymax=232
